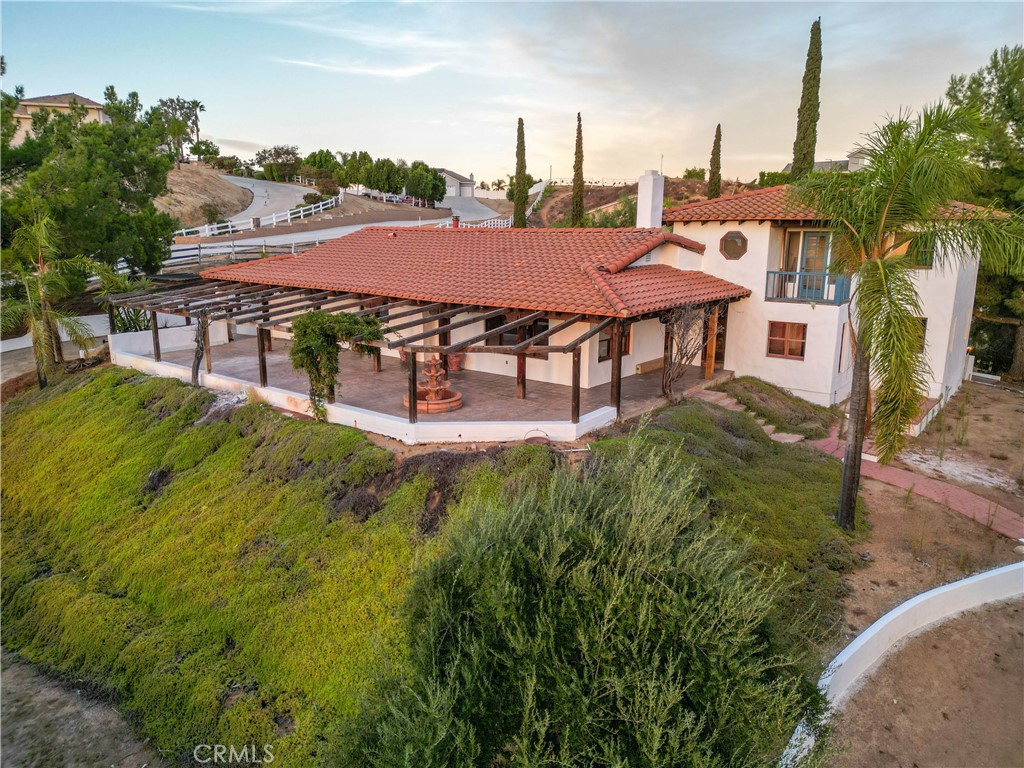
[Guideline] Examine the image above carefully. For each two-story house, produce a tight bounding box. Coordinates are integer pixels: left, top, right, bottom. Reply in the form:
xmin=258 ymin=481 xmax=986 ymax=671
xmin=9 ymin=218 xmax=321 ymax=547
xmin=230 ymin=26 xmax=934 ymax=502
xmin=10 ymin=93 xmax=109 ymax=146
xmin=650 ymin=173 xmax=977 ymax=410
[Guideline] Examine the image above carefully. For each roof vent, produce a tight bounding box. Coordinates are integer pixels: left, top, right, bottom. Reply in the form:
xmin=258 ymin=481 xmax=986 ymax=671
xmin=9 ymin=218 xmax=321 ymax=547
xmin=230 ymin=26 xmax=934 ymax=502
xmin=386 ymin=232 xmax=398 ymax=239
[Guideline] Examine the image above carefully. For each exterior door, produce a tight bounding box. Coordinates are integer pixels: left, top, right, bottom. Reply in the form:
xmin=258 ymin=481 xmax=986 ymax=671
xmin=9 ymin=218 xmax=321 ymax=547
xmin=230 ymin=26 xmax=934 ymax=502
xmin=701 ymin=304 xmax=728 ymax=370
xmin=798 ymin=232 xmax=829 ymax=299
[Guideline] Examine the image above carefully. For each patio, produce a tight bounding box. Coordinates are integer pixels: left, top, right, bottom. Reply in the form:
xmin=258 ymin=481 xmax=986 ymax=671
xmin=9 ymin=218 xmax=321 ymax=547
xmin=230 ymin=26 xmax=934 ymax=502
xmin=154 ymin=334 xmax=729 ymax=424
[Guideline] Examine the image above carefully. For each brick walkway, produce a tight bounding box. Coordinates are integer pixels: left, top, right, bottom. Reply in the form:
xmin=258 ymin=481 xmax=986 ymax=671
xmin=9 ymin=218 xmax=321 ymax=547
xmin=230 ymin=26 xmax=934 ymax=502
xmin=809 ymin=428 xmax=1023 ymax=540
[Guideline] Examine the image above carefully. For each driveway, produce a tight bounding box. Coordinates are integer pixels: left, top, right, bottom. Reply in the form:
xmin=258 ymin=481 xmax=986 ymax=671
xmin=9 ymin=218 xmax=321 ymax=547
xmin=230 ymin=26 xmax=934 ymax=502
xmin=221 ymin=176 xmax=310 ymax=223
xmin=442 ymin=195 xmax=502 ymax=222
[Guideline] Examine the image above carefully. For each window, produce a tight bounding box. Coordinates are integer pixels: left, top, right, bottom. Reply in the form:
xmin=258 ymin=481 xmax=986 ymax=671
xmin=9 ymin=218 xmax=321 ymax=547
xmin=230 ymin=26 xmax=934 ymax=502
xmin=720 ymin=231 xmax=748 ymax=260
xmin=485 ymin=315 xmax=550 ymax=358
xmin=767 ymin=321 xmax=807 ymax=360
xmin=784 ymin=230 xmax=830 ymax=272
xmin=909 ymin=234 xmax=935 ymax=269
xmin=914 ymin=317 xmax=928 ymax=354
xmin=598 ymin=325 xmax=631 ymax=362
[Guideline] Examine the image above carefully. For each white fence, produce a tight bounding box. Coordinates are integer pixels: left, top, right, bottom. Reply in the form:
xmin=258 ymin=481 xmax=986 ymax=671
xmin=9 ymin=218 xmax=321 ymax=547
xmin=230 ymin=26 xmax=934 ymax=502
xmin=436 ymin=181 xmax=549 ymax=229
xmin=173 ymin=193 xmax=344 ymax=238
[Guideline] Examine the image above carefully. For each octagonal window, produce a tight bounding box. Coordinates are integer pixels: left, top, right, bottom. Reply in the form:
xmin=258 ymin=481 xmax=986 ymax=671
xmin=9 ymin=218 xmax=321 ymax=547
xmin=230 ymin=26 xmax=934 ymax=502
xmin=720 ymin=231 xmax=748 ymax=260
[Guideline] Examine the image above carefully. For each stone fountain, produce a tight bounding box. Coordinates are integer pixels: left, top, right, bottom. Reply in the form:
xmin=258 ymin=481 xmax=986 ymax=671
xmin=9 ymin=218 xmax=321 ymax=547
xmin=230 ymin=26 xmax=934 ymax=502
xmin=402 ymin=355 xmax=464 ymax=413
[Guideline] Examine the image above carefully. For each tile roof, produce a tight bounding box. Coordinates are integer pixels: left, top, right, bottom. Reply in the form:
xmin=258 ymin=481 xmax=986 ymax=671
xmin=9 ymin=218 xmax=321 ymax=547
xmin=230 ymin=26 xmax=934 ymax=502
xmin=663 ymin=185 xmax=994 ymax=224
xmin=663 ymin=186 xmax=818 ymax=223
xmin=201 ymin=226 xmax=748 ymax=318
xmin=436 ymin=168 xmax=473 ymax=184
xmin=17 ymin=93 xmax=104 ymax=109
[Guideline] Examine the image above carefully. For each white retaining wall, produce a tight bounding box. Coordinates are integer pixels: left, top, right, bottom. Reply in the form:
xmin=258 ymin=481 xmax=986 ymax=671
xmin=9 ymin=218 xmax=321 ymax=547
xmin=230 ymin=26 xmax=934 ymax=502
xmin=782 ymin=561 xmax=1024 ymax=764
xmin=1 ymin=314 xmax=111 ymax=353
xmin=108 ymin=346 xmax=617 ymax=445
xmin=109 ymin=319 xmax=229 ymax=358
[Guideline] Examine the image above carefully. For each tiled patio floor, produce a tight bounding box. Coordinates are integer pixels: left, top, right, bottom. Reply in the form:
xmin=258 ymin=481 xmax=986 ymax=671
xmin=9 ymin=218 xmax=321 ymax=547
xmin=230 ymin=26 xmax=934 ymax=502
xmin=157 ymin=335 xmax=728 ymax=423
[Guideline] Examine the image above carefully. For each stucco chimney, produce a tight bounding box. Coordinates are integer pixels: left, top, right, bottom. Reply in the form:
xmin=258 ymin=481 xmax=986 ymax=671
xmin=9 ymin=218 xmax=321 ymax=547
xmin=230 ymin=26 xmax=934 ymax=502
xmin=636 ymin=170 xmax=664 ymax=229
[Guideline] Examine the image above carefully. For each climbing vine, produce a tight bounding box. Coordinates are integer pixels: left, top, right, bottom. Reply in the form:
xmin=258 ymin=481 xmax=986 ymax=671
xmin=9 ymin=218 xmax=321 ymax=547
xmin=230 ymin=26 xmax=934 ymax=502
xmin=289 ymin=310 xmax=383 ymax=420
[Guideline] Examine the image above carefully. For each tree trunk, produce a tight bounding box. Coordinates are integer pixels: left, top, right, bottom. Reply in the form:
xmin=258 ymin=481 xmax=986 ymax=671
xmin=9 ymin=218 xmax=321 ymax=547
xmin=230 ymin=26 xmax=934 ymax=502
xmin=838 ymin=340 xmax=871 ymax=530
xmin=1009 ymin=322 xmax=1024 ymax=382
xmin=191 ymin=315 xmax=207 ymax=386
xmin=35 ymin=355 xmax=48 ymax=390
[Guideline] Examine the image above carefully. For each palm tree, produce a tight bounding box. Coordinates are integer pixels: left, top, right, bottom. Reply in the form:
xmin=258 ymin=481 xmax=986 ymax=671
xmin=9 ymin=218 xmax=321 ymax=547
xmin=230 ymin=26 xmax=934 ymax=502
xmin=1 ymin=213 xmax=94 ymax=388
xmin=188 ymin=99 xmax=205 ymax=145
xmin=791 ymin=104 xmax=1024 ymax=530
xmin=492 ymin=178 xmax=506 ymax=191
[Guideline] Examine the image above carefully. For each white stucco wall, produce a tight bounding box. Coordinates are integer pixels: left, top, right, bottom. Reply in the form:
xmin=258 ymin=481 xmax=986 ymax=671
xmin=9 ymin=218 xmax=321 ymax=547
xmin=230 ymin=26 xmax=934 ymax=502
xmin=671 ymin=220 xmax=846 ymax=405
xmin=912 ymin=250 xmax=978 ymax=400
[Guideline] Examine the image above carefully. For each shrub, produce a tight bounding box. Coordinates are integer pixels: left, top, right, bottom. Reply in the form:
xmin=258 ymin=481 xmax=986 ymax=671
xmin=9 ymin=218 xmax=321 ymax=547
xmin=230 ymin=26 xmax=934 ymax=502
xmin=302 ymin=192 xmax=327 ymax=205
xmin=683 ymin=166 xmax=706 ymax=180
xmin=316 ymin=177 xmax=340 ymax=197
xmin=351 ymin=436 xmax=827 ymax=766
xmin=199 ymin=202 xmax=222 ymax=225
xmin=759 ymin=170 xmax=791 ymax=187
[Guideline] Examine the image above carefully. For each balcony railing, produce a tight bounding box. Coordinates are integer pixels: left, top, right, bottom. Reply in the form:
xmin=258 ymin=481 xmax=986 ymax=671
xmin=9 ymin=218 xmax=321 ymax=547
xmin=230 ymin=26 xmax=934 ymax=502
xmin=765 ymin=271 xmax=851 ymax=305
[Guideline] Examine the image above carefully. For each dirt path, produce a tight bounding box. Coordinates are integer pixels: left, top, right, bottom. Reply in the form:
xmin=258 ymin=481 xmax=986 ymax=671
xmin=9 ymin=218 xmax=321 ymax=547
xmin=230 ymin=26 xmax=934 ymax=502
xmin=1 ymin=650 xmax=165 ymax=768
xmin=831 ymin=598 xmax=1024 ymax=768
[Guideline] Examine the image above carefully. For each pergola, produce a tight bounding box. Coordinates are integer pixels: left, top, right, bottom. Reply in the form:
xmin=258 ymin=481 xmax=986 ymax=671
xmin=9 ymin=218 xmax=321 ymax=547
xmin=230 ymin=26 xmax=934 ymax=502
xmin=109 ymin=279 xmax=736 ymax=424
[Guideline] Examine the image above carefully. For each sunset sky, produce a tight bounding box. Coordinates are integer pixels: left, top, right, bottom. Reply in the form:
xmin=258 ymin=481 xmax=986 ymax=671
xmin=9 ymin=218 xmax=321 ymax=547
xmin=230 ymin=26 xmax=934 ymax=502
xmin=3 ymin=1 xmax=1020 ymax=184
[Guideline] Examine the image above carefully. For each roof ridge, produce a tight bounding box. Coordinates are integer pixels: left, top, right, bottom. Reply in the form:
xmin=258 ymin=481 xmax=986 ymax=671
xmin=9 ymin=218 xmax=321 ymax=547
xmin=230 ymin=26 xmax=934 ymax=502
xmin=582 ymin=262 xmax=629 ymax=316
xmin=663 ymin=185 xmax=788 ymax=214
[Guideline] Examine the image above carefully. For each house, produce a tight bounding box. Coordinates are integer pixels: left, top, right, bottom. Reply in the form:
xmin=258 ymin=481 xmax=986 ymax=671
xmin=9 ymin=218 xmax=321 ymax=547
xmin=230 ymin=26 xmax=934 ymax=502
xmin=107 ymin=225 xmax=748 ymax=444
xmin=436 ymin=168 xmax=476 ymax=198
xmin=781 ymin=148 xmax=870 ymax=174
xmin=659 ymin=177 xmax=978 ymax=412
xmin=9 ymin=93 xmax=109 ymax=146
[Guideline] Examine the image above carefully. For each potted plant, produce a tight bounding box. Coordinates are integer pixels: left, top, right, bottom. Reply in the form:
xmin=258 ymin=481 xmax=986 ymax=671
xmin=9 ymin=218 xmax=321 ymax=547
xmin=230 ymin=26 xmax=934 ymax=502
xmin=447 ymin=352 xmax=464 ymax=372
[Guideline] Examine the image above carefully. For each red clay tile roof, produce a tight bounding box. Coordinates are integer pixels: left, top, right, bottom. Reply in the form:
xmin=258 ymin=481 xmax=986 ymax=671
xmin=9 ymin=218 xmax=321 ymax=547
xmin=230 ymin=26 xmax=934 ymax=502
xmin=201 ymin=226 xmax=747 ymax=318
xmin=663 ymin=185 xmax=997 ymax=224
xmin=663 ymin=186 xmax=818 ymax=223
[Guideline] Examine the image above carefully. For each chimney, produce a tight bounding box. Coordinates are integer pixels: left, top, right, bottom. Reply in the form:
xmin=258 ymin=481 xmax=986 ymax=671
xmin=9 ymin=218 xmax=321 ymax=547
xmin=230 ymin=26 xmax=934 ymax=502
xmin=636 ymin=170 xmax=664 ymax=228
xmin=452 ymin=215 xmax=460 ymax=228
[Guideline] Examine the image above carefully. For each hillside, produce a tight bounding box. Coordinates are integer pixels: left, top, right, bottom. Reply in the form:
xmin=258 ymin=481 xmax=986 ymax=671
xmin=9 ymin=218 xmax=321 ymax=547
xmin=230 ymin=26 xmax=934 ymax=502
xmin=154 ymin=164 xmax=253 ymax=228
xmin=532 ymin=177 xmax=755 ymax=227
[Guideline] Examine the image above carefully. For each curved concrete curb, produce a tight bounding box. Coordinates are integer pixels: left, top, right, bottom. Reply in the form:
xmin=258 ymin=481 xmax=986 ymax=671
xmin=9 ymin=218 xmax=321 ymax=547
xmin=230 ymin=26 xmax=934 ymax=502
xmin=782 ymin=561 xmax=1024 ymax=764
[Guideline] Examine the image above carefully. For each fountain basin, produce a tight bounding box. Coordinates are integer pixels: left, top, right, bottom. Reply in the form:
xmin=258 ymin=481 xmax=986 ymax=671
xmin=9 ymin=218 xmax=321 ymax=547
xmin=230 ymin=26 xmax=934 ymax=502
xmin=402 ymin=388 xmax=464 ymax=413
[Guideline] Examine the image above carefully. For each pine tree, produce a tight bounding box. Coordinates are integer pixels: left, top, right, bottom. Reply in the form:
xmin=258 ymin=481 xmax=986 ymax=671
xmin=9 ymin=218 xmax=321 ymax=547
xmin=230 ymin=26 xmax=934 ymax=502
xmin=707 ymin=124 xmax=722 ymax=199
xmin=790 ymin=18 xmax=822 ymax=181
xmin=513 ymin=118 xmax=528 ymax=228
xmin=570 ymin=112 xmax=585 ymax=227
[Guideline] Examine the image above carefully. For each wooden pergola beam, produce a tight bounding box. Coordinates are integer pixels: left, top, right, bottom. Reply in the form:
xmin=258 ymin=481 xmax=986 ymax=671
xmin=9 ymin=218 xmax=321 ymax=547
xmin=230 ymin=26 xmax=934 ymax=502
xmin=558 ymin=317 xmax=616 ymax=353
xmin=257 ymin=294 xmax=373 ymax=328
xmin=443 ymin=311 xmax=545 ymax=354
xmin=119 ymin=280 xmax=250 ymax=309
xmin=379 ymin=302 xmax=444 ymax=323
xmin=510 ymin=314 xmax=584 ymax=353
xmin=387 ymin=307 xmax=505 ymax=349
xmin=379 ymin=304 xmax=472 ymax=334
xmin=215 ymin=290 xmax=342 ymax=323
xmin=351 ymin=299 xmax=414 ymax=317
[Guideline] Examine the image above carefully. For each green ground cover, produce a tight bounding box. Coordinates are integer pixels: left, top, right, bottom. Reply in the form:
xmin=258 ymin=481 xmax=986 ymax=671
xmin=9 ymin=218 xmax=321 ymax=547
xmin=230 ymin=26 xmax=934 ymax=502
xmin=717 ymin=376 xmax=840 ymax=439
xmin=2 ymin=369 xmax=854 ymax=765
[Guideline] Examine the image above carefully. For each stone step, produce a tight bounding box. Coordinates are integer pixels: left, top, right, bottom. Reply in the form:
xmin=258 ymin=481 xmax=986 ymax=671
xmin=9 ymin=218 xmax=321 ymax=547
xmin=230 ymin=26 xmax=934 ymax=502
xmin=770 ymin=431 xmax=805 ymax=444
xmin=755 ymin=417 xmax=766 ymax=426
xmin=762 ymin=424 xmax=776 ymax=435
xmin=692 ymin=389 xmax=730 ymax=404
xmin=721 ymin=401 xmax=746 ymax=412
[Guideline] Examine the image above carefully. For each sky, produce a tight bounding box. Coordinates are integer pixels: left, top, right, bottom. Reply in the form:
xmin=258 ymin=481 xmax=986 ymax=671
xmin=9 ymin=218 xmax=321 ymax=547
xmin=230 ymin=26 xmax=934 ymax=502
xmin=2 ymin=1 xmax=1021 ymax=185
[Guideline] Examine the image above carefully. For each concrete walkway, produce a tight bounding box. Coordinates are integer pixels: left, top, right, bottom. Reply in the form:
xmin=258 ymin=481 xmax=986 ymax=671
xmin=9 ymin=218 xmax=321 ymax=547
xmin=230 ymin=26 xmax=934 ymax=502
xmin=690 ymin=391 xmax=1023 ymax=540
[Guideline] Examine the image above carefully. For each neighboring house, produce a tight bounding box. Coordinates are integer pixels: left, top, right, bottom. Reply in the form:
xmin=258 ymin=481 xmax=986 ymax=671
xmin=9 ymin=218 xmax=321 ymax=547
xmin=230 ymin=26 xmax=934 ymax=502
xmin=659 ymin=179 xmax=977 ymax=409
xmin=9 ymin=93 xmax=109 ymax=146
xmin=436 ymin=168 xmax=476 ymax=198
xmin=781 ymin=148 xmax=870 ymax=174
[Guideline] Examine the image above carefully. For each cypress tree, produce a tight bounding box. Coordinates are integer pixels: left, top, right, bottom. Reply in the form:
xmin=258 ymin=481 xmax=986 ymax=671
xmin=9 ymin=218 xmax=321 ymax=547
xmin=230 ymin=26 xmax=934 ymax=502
xmin=707 ymin=124 xmax=722 ymax=199
xmin=570 ymin=112 xmax=585 ymax=227
xmin=790 ymin=18 xmax=822 ymax=181
xmin=513 ymin=117 xmax=528 ymax=228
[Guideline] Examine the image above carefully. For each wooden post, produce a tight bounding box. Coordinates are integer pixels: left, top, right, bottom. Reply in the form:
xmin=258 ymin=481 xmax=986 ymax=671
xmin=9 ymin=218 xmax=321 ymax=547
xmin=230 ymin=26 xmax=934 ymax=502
xmin=227 ymin=322 xmax=234 ymax=342
xmin=203 ymin=321 xmax=212 ymax=374
xmin=663 ymin=325 xmax=672 ymax=372
xmin=371 ymin=351 xmax=382 ymax=373
xmin=262 ymin=300 xmax=273 ymax=351
xmin=516 ymin=325 xmax=527 ymax=399
xmin=571 ymin=348 xmax=581 ymax=424
xmin=407 ymin=351 xmax=418 ymax=424
xmin=438 ymin=316 xmax=451 ymax=374
xmin=610 ymin=319 xmax=623 ymax=416
xmin=704 ymin=307 xmax=718 ymax=381
xmin=184 ymin=302 xmax=191 ymax=326
xmin=150 ymin=311 xmax=161 ymax=361
xmin=257 ymin=328 xmax=268 ymax=387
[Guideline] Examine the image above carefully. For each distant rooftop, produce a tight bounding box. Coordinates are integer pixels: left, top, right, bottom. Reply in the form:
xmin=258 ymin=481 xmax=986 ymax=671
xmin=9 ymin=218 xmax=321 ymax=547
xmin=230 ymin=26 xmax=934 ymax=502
xmin=18 ymin=93 xmax=104 ymax=108
xmin=436 ymin=168 xmax=473 ymax=184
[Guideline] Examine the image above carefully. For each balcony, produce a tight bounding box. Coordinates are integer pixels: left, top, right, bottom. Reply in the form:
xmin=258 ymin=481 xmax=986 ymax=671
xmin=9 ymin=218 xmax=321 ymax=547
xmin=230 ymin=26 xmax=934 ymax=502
xmin=765 ymin=271 xmax=851 ymax=305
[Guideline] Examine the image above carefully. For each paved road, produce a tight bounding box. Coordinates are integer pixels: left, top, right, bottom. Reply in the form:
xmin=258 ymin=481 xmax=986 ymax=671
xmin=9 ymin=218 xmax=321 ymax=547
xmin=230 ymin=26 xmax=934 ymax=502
xmin=220 ymin=176 xmax=309 ymax=223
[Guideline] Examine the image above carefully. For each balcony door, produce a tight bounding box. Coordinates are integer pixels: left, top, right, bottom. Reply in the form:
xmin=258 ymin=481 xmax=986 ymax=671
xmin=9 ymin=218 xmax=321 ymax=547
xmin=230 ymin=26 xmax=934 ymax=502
xmin=785 ymin=231 xmax=830 ymax=300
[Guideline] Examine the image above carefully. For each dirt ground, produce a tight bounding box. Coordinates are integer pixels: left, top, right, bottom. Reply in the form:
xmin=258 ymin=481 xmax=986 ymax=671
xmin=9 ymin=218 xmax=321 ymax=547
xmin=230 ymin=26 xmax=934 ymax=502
xmin=1 ymin=650 xmax=166 ymax=768
xmin=897 ymin=381 xmax=1024 ymax=516
xmin=843 ymin=478 xmax=1022 ymax=643
xmin=830 ymin=598 xmax=1024 ymax=768
xmin=476 ymin=196 xmax=514 ymax=216
xmin=154 ymin=164 xmax=253 ymax=228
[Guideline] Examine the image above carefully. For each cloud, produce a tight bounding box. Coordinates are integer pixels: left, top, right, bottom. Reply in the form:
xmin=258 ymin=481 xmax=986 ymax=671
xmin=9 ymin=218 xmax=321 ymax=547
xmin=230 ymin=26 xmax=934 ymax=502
xmin=274 ymin=57 xmax=447 ymax=79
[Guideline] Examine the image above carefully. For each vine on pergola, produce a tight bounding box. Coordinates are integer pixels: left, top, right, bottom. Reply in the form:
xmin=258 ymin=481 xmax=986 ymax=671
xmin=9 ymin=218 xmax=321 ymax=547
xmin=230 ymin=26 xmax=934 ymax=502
xmin=290 ymin=310 xmax=384 ymax=421
xmin=661 ymin=302 xmax=726 ymax=403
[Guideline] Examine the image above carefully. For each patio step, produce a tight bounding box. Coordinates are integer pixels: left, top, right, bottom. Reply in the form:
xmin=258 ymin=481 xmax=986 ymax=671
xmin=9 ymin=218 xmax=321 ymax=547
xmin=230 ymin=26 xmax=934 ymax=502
xmin=692 ymin=390 xmax=730 ymax=404
xmin=769 ymin=431 xmax=805 ymax=444
xmin=762 ymin=424 xmax=776 ymax=435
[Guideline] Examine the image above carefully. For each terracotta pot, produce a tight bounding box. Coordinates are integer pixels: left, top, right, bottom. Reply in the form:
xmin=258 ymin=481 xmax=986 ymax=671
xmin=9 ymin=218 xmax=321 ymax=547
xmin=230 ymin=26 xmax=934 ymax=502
xmin=447 ymin=353 xmax=464 ymax=372
xmin=399 ymin=348 xmax=409 ymax=365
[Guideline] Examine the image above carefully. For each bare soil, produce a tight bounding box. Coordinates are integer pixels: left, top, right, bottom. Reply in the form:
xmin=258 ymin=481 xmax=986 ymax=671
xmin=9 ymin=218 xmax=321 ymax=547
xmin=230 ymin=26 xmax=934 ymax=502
xmin=154 ymin=164 xmax=253 ymax=228
xmin=897 ymin=381 xmax=1024 ymax=515
xmin=830 ymin=598 xmax=1024 ymax=768
xmin=531 ymin=178 xmax=754 ymax=227
xmin=475 ymin=197 xmax=514 ymax=216
xmin=1 ymin=650 xmax=167 ymax=767
xmin=842 ymin=478 xmax=1022 ymax=643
